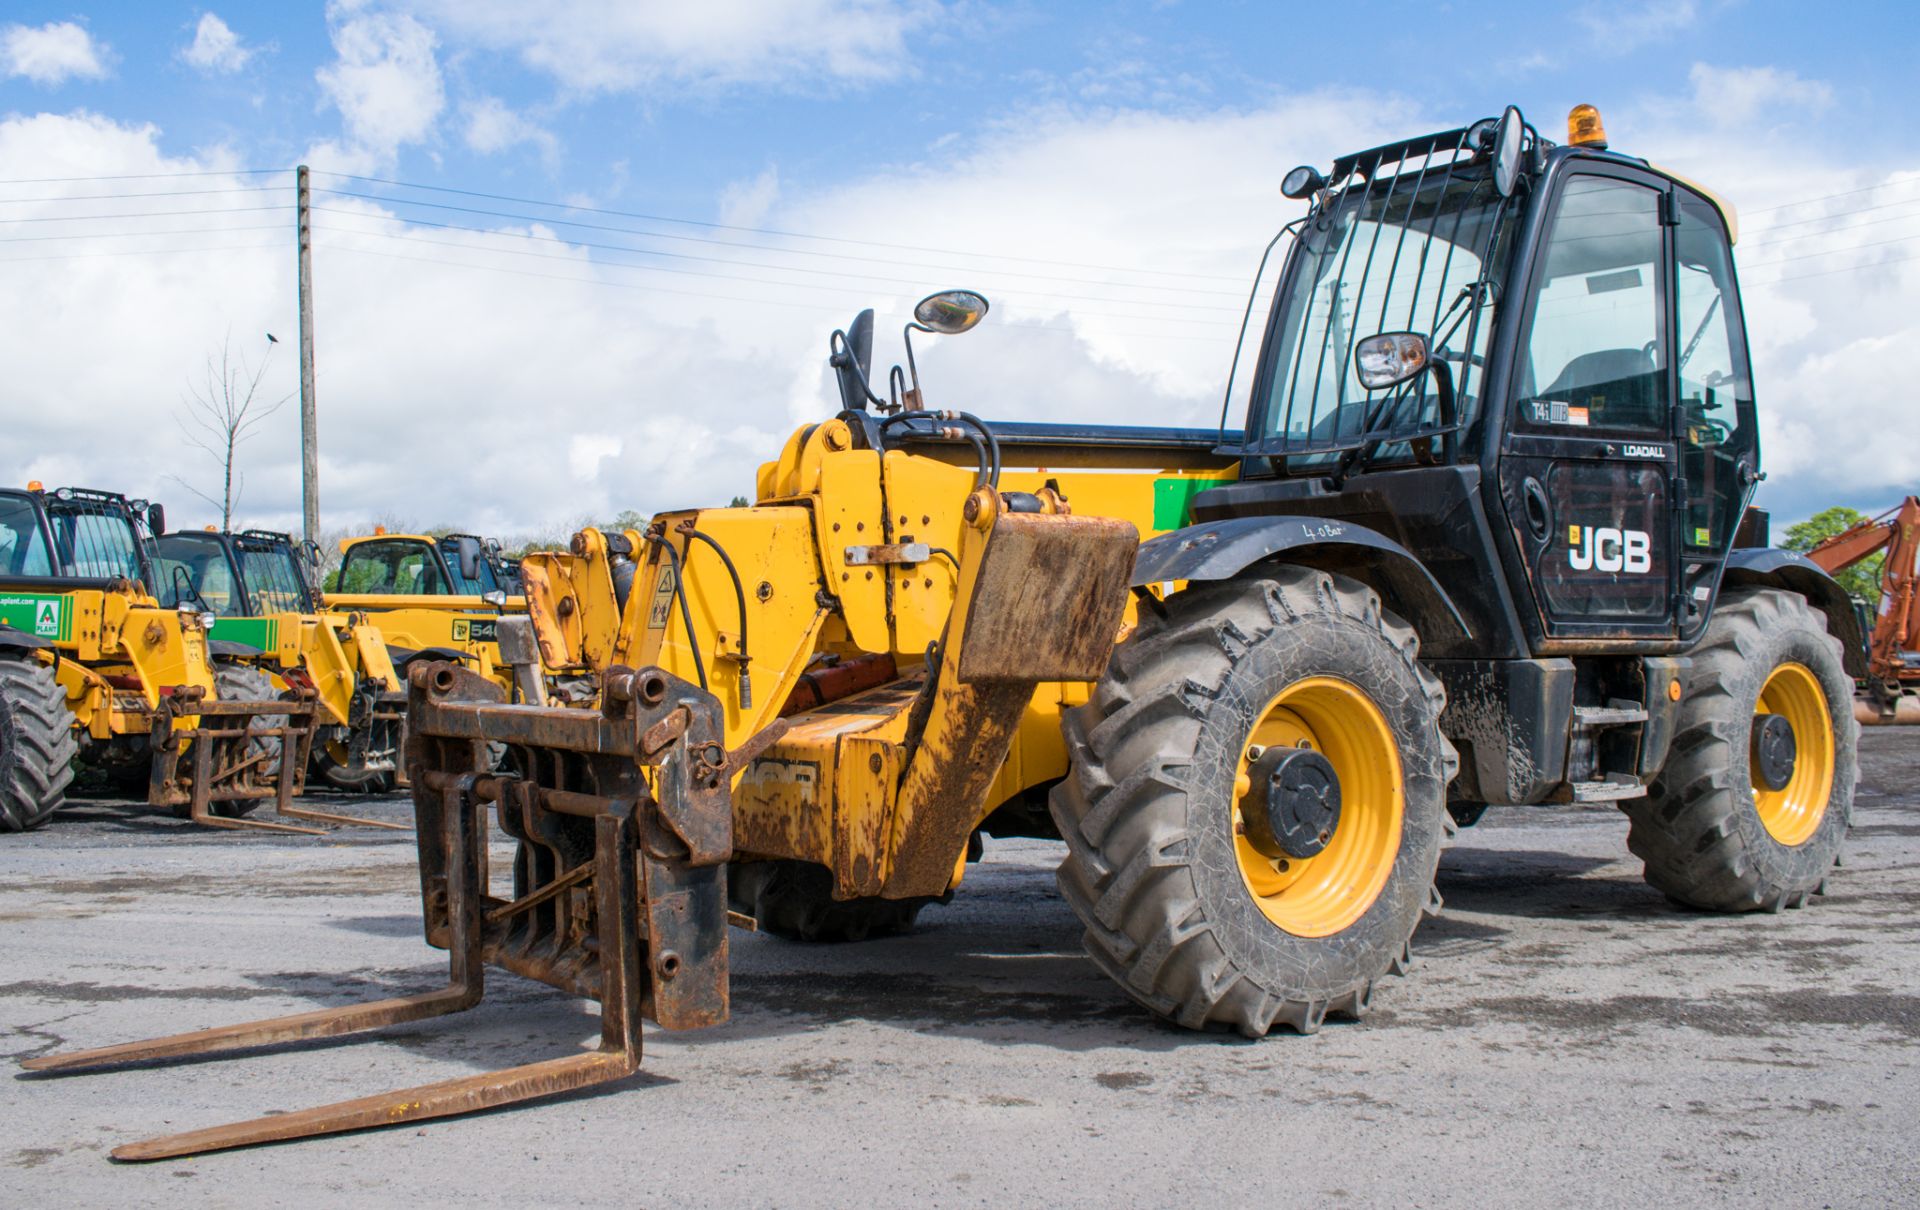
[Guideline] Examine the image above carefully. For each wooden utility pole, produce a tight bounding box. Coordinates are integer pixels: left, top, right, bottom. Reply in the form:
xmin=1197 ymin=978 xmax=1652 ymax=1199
xmin=296 ymin=164 xmax=320 ymax=548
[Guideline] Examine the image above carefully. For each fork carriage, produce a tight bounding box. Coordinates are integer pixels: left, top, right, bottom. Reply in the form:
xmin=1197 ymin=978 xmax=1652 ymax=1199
xmin=24 ymin=661 xmax=767 ymax=1160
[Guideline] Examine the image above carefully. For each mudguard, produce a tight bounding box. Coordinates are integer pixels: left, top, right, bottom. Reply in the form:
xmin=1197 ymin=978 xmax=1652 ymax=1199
xmin=386 ymin=644 xmax=476 ymax=668
xmin=1133 ymin=515 xmax=1469 ymax=642
xmin=1723 ymin=547 xmax=1866 ymax=677
xmin=0 ymin=623 xmax=52 ymax=653
xmin=207 ymin=640 xmax=265 ymax=659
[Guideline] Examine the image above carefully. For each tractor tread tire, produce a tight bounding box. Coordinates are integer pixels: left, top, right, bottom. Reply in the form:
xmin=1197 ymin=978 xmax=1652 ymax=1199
xmin=0 ymin=657 xmax=77 ymax=832
xmin=1624 ymin=588 xmax=1856 ymax=911
xmin=729 ymin=859 xmax=934 ymax=943
xmin=1050 ymin=568 xmax=1456 ymax=1038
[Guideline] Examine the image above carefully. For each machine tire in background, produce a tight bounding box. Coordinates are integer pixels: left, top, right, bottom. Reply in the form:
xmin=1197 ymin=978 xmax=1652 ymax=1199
xmin=1051 ymin=567 xmax=1456 ymax=1036
xmin=1625 ymin=588 xmax=1855 ymax=911
xmin=0 ymin=656 xmax=78 ymax=832
xmin=729 ymin=859 xmax=934 ymax=943
xmin=169 ymin=663 xmax=281 ymax=820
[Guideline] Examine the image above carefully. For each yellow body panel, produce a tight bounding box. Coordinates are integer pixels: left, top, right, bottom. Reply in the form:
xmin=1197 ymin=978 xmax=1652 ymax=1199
xmin=522 ymin=419 xmax=1234 ymax=900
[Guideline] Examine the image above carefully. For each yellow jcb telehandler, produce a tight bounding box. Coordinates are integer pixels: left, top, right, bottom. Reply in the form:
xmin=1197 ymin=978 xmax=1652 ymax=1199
xmin=30 ymin=106 xmax=1863 ymax=1161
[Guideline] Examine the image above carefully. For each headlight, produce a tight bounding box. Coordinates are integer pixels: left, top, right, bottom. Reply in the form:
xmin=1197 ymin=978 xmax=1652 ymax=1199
xmin=200 ymin=612 xmax=219 ymax=630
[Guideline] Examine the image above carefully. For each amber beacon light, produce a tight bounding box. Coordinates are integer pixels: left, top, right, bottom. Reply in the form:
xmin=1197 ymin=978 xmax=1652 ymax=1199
xmin=1568 ymin=103 xmax=1608 ymax=149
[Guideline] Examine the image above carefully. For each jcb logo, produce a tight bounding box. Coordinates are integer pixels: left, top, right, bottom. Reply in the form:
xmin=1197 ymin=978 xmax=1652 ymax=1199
xmin=1569 ymin=525 xmax=1652 ymax=574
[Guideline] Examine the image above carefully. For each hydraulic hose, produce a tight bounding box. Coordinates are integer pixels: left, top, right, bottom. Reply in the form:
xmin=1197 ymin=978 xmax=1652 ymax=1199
xmin=643 ymin=534 xmax=708 ymax=692
xmin=676 ymin=523 xmax=753 ymax=708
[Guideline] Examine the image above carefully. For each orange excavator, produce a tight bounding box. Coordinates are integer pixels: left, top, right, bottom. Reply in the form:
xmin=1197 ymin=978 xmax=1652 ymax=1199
xmin=1805 ymin=496 xmax=1919 ymax=723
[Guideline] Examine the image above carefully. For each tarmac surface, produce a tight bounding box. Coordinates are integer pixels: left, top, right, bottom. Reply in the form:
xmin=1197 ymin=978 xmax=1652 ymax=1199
xmin=1 ymin=729 xmax=1916 ymax=1207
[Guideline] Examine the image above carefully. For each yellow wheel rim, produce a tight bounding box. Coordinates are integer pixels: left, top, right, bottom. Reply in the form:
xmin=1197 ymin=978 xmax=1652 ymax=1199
xmin=1232 ymin=676 xmax=1403 ymax=938
xmin=1752 ymin=662 xmax=1834 ymax=847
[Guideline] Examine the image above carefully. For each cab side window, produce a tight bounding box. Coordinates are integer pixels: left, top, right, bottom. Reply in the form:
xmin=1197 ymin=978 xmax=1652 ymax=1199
xmin=1674 ymin=193 xmax=1755 ymax=551
xmin=1517 ymin=177 xmax=1669 ymax=435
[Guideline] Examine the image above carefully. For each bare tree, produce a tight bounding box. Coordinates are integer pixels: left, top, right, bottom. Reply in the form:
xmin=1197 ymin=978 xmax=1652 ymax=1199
xmin=172 ymin=335 xmax=290 ymax=530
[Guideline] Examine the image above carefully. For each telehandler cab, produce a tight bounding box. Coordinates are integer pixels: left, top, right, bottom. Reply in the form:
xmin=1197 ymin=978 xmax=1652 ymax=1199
xmin=150 ymin=528 xmax=412 ymax=806
xmin=30 ymin=105 xmax=1862 ymax=1160
xmin=324 ymin=530 xmax=526 ymax=692
xmin=0 ymin=487 xmax=318 ymax=832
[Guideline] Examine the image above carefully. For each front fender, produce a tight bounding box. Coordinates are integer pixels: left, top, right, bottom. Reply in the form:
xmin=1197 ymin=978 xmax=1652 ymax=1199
xmin=1723 ymin=548 xmax=1867 ymax=678
xmin=1133 ymin=516 xmax=1469 ymax=642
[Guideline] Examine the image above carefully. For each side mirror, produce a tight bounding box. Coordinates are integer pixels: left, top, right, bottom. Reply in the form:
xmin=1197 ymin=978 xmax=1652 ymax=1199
xmin=1354 ymin=332 xmax=1432 ymax=390
xmin=1492 ymin=105 xmax=1526 ymax=198
xmin=147 ymin=502 xmax=166 ymax=536
xmin=912 ymin=290 xmax=989 ymax=335
xmin=455 ymin=536 xmax=482 ymax=583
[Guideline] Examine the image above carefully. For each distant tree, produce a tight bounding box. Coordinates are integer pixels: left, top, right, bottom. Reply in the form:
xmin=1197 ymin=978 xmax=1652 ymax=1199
xmin=1783 ymin=506 xmax=1883 ymax=606
xmin=172 ymin=335 xmax=290 ymax=530
xmin=729 ymin=496 xmax=750 ymax=508
xmin=607 ymin=509 xmax=646 ymax=532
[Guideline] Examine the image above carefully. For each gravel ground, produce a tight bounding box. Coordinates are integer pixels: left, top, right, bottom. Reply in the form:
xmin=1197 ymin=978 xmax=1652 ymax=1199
xmin=1 ymin=730 xmax=1915 ymax=1207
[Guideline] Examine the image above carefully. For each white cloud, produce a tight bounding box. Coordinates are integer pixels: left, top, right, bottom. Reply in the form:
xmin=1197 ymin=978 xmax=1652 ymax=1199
xmin=0 ymin=74 xmax=1908 ymax=543
xmin=1688 ymin=63 xmax=1833 ymax=126
xmin=2 ymin=20 xmax=109 ymax=85
xmin=718 ymin=167 xmax=781 ymax=229
xmin=314 ymin=3 xmax=444 ymax=166
xmin=181 ymin=13 xmax=254 ymax=75
xmin=409 ymin=0 xmax=933 ymax=94
xmin=462 ymin=95 xmax=558 ymax=163
xmin=1579 ymin=1 xmax=1698 ymax=51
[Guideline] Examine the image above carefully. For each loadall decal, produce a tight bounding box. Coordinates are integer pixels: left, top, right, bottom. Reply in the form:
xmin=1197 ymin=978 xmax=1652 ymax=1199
xmin=1568 ymin=525 xmax=1653 ymax=574
xmin=0 ymin=594 xmax=72 ymax=641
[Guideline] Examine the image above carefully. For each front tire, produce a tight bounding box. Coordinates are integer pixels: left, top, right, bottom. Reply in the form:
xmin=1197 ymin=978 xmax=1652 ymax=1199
xmin=0 ymin=656 xmax=77 ymax=832
xmin=1624 ymin=588 xmax=1855 ymax=911
xmin=1051 ymin=568 xmax=1456 ymax=1036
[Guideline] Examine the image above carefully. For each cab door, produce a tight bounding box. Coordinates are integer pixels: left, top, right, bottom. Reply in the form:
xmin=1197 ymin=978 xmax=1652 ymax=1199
xmin=1499 ymin=169 xmax=1679 ymax=640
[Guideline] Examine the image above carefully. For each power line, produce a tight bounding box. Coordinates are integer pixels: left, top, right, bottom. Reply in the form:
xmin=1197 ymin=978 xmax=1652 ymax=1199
xmin=312 ymin=189 xmax=1246 ymax=299
xmin=1744 ymin=174 xmax=1920 ymax=216
xmin=0 ymin=168 xmax=287 ymax=185
xmin=314 ymin=170 xmax=1247 ymax=285
xmin=310 ymin=212 xmax=1246 ymax=317
xmin=0 ymin=204 xmax=290 ymax=225
xmin=0 ymin=223 xmax=287 ymax=245
xmin=0 ymin=186 xmax=286 ymax=205
xmin=325 ymin=243 xmax=1239 ymax=346
xmin=0 ymin=240 xmax=284 ymax=265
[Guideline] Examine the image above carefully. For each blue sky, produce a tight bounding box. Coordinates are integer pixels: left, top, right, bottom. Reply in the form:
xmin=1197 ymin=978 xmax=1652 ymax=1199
xmin=0 ymin=2 xmax=1914 ymax=534
xmin=17 ymin=2 xmax=1906 ymax=214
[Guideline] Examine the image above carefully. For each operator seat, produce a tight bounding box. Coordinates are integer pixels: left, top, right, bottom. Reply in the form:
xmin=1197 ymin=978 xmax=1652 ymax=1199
xmin=1540 ymin=347 xmax=1661 ymax=429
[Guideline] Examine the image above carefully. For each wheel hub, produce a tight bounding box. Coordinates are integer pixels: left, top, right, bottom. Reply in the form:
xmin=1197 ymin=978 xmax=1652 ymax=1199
xmin=1751 ymin=712 xmax=1796 ymax=792
xmin=1243 ymin=746 xmax=1342 ymax=859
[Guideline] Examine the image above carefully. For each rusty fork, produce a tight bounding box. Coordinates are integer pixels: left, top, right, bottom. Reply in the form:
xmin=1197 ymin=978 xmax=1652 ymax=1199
xmin=22 ymin=771 xmax=646 ymax=1161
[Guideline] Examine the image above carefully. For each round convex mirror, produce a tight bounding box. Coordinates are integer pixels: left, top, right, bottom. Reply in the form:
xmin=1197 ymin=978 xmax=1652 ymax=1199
xmin=912 ymin=290 xmax=990 ymax=335
xmin=1493 ymin=105 xmax=1525 ymax=198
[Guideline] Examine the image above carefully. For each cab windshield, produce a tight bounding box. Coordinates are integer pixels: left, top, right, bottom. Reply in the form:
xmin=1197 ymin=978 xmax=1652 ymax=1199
xmin=337 ymin=539 xmax=449 ymax=595
xmin=236 ymin=539 xmax=313 ymax=614
xmin=46 ymin=502 xmax=144 ymax=580
xmin=0 ymin=493 xmax=53 ymax=577
xmin=1254 ymin=135 xmax=1509 ymax=462
xmin=152 ymin=533 xmax=240 ymax=614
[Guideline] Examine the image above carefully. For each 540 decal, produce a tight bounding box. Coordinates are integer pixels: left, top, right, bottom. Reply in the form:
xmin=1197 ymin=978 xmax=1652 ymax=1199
xmin=451 ymin=617 xmax=499 ymax=644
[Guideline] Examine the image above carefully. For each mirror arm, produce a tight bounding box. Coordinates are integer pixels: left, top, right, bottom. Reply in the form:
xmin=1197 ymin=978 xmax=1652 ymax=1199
xmin=901 ymin=321 xmax=934 ymax=412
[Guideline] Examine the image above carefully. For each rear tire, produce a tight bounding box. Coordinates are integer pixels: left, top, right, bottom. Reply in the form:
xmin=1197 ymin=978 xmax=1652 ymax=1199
xmin=0 ymin=656 xmax=77 ymax=832
xmin=1051 ymin=568 xmax=1456 ymax=1036
xmin=729 ymin=860 xmax=933 ymax=943
xmin=1624 ymin=588 xmax=1855 ymax=911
